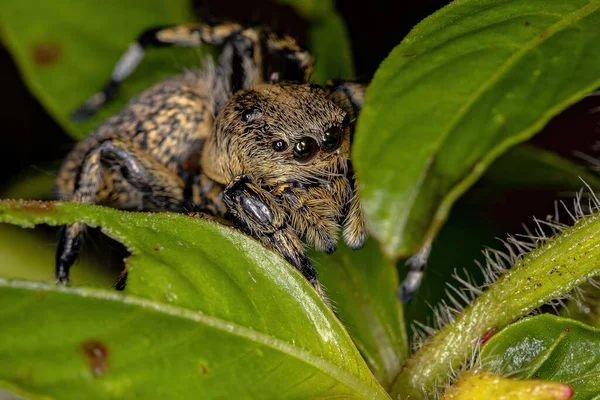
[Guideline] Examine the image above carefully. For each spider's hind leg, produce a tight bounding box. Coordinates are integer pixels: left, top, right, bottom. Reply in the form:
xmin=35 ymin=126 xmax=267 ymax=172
xmin=72 ymin=22 xmax=243 ymax=121
xmin=56 ymin=138 xmax=185 ymax=283
xmin=73 ymin=22 xmax=315 ymax=121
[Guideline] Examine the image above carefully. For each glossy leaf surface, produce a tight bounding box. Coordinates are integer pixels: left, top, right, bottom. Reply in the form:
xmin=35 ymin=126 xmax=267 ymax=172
xmin=0 ymin=200 xmax=388 ymax=399
xmin=313 ymin=239 xmax=408 ymax=390
xmin=354 ymin=0 xmax=600 ymax=259
xmin=482 ymin=314 xmax=600 ymax=399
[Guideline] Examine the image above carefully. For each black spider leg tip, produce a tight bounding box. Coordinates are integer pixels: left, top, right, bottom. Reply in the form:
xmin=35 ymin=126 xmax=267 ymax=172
xmin=71 ymin=80 xmax=119 ymax=122
xmin=399 ymin=244 xmax=432 ymax=304
xmin=55 ymin=227 xmax=82 ymax=284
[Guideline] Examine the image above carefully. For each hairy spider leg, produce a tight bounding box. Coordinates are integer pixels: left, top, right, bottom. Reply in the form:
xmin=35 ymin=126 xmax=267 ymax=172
xmin=222 ymin=174 xmax=317 ymax=284
xmin=56 ymin=138 xmax=186 ymax=283
xmin=72 ymin=22 xmax=313 ymax=121
xmin=327 ymin=79 xmax=433 ymax=300
xmin=325 ymin=79 xmax=366 ymax=134
xmin=324 ymin=79 xmax=369 ymax=250
xmin=399 ymin=244 xmax=432 ymax=303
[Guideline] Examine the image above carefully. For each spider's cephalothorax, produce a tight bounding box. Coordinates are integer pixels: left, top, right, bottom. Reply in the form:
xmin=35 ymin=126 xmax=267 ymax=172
xmin=55 ymin=21 xmax=368 ymax=293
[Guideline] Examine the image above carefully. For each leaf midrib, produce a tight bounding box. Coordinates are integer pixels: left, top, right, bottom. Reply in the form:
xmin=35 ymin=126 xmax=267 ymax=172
xmin=1 ymin=279 xmax=387 ymax=400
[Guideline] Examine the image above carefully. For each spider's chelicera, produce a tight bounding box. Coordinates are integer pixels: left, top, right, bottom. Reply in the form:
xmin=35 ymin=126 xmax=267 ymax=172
xmin=55 ymin=21 xmax=368 ymax=294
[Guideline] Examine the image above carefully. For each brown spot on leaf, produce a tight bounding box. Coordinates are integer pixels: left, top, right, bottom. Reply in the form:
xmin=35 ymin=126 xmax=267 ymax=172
xmin=524 ymin=21 xmax=530 ymax=26
xmin=13 ymin=368 xmax=34 ymax=385
xmin=403 ymin=50 xmax=417 ymax=58
xmin=565 ymin=327 xmax=570 ymax=332
xmin=539 ymin=31 xmax=549 ymax=39
xmin=82 ymin=340 xmax=109 ymax=376
xmin=32 ymin=289 xmax=49 ymax=301
xmin=199 ymin=363 xmax=209 ymax=374
xmin=31 ymin=41 xmax=63 ymax=67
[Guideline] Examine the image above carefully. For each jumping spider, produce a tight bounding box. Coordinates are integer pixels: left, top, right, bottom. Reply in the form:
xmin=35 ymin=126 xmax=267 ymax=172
xmin=55 ymin=22 xmax=369 ymax=293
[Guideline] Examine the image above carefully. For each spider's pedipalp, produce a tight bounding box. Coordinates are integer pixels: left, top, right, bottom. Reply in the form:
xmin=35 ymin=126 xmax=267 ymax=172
xmin=223 ymin=174 xmax=316 ymax=283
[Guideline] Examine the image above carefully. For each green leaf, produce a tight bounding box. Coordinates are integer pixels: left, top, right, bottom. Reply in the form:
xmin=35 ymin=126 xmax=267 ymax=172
xmin=0 ymin=280 xmax=389 ymax=400
xmin=392 ymin=206 xmax=600 ymax=398
xmin=354 ymin=0 xmax=600 ymax=260
xmin=483 ymin=145 xmax=600 ymax=190
xmin=481 ymin=314 xmax=600 ymax=399
xmin=312 ymin=239 xmax=408 ymax=390
xmin=0 ymin=0 xmax=197 ymax=140
xmin=0 ymin=200 xmax=388 ymax=399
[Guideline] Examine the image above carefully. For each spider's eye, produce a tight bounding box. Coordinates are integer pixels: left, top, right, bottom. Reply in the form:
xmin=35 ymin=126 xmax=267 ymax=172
xmin=272 ymin=140 xmax=288 ymax=152
xmin=322 ymin=127 xmax=343 ymax=151
xmin=242 ymin=108 xmax=257 ymax=122
xmin=293 ymin=137 xmax=318 ymax=162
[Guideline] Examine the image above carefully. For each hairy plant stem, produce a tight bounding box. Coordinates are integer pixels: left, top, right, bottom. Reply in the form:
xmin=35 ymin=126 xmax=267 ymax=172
xmin=392 ymin=213 xmax=600 ymax=399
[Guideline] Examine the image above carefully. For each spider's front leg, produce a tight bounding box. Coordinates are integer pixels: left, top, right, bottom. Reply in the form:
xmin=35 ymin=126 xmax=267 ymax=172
xmin=56 ymin=138 xmax=185 ymax=284
xmin=325 ymin=79 xmax=366 ymax=132
xmin=222 ymin=174 xmax=317 ymax=285
xmin=327 ymin=79 xmax=430 ymax=302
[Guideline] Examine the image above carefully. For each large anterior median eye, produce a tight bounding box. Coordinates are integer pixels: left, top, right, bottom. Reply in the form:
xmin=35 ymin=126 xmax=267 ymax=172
xmin=293 ymin=137 xmax=318 ymax=162
xmin=322 ymin=126 xmax=343 ymax=151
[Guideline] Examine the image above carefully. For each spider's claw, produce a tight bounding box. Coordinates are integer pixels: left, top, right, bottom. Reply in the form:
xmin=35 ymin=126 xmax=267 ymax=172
xmin=71 ymin=92 xmax=107 ymax=122
xmin=399 ymin=272 xmax=423 ymax=303
xmin=55 ymin=224 xmax=83 ymax=285
xmin=399 ymin=243 xmax=432 ymax=303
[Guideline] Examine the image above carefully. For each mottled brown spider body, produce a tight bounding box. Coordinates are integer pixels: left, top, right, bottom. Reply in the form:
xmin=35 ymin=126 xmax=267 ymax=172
xmin=55 ymin=21 xmax=367 ymax=292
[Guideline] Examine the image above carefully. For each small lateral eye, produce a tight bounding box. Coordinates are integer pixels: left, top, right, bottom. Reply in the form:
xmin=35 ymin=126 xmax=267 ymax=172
xmin=322 ymin=126 xmax=343 ymax=151
xmin=293 ymin=137 xmax=318 ymax=162
xmin=242 ymin=108 xmax=257 ymax=122
xmin=263 ymin=123 xmax=270 ymax=132
xmin=272 ymin=139 xmax=288 ymax=152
